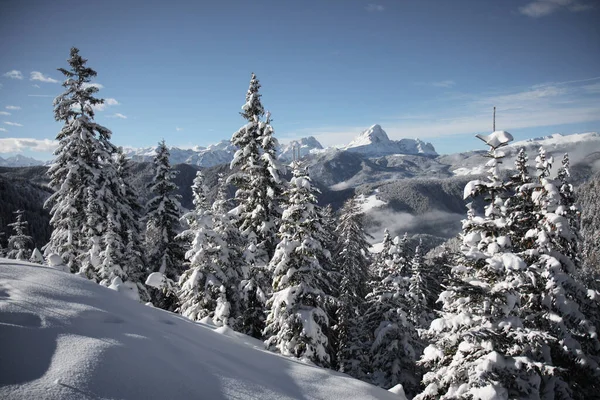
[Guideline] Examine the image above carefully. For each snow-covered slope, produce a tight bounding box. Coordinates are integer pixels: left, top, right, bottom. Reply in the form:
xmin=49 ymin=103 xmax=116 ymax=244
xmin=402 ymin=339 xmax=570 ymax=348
xmin=0 ymin=155 xmax=45 ymax=167
xmin=0 ymin=259 xmax=400 ymax=400
xmin=344 ymin=124 xmax=438 ymax=157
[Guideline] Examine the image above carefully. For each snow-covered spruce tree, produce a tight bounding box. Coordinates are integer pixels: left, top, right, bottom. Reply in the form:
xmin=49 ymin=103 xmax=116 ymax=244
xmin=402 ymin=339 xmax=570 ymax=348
xmin=333 ymin=196 xmax=372 ymax=377
xmin=578 ymin=171 xmax=600 ymax=284
xmin=114 ymin=148 xmax=149 ymax=301
xmin=78 ymin=186 xmax=103 ymax=281
xmin=519 ymin=147 xmax=600 ymax=398
xmin=7 ymin=210 xmax=32 ymax=260
xmin=264 ymin=162 xmax=332 ymax=367
xmin=44 ymin=47 xmax=116 ymax=272
xmin=375 ymin=229 xmax=393 ymax=277
xmin=97 ymin=214 xmax=126 ymax=286
xmin=178 ymin=173 xmax=243 ymax=327
xmin=364 ymin=233 xmax=421 ymax=395
xmin=229 ymin=73 xmax=284 ymax=337
xmin=408 ymin=238 xmax=432 ymax=330
xmin=505 ymin=147 xmax=538 ymax=253
xmin=145 ymin=140 xmax=184 ymax=311
xmin=416 ymin=132 xmax=553 ymax=400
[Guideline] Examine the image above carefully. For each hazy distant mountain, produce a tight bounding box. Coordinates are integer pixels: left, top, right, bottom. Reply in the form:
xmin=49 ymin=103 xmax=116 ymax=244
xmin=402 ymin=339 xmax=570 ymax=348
xmin=278 ymin=136 xmax=324 ymax=161
xmin=0 ymin=155 xmax=45 ymax=168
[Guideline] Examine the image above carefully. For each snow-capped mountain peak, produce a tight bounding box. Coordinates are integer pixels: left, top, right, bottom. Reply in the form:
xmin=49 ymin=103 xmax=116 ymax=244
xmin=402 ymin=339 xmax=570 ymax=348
xmin=348 ymin=124 xmax=391 ymax=147
xmin=344 ymin=124 xmax=438 ymax=157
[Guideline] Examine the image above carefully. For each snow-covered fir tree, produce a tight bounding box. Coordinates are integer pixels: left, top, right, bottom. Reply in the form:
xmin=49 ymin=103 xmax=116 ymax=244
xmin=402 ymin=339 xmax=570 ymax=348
xmin=178 ymin=173 xmax=243 ymax=327
xmin=97 ymin=214 xmax=126 ymax=286
xmin=145 ymin=140 xmax=184 ymax=311
xmin=228 ymin=73 xmax=285 ymax=337
xmin=417 ymin=132 xmax=553 ymax=400
xmin=375 ymin=229 xmax=393 ymax=277
xmin=114 ymin=148 xmax=149 ymax=301
xmin=518 ymin=147 xmax=600 ymax=398
xmin=578 ymin=171 xmax=600 ymax=284
xmin=408 ymin=239 xmax=432 ymax=330
xmin=505 ymin=147 xmax=538 ymax=253
xmin=44 ymin=47 xmax=117 ymax=272
xmin=7 ymin=210 xmax=32 ymax=260
xmin=333 ymin=196 xmax=371 ymax=377
xmin=364 ymin=233 xmax=421 ymax=395
xmin=264 ymin=162 xmax=332 ymax=367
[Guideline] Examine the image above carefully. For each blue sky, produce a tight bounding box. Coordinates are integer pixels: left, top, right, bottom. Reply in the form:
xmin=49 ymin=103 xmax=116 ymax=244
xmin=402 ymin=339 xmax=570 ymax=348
xmin=0 ymin=0 xmax=599 ymax=160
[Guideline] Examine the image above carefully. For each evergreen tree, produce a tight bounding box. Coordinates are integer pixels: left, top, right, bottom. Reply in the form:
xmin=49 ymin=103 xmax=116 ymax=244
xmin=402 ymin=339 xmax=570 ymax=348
xmin=505 ymin=148 xmax=537 ymax=252
xmin=114 ymin=148 xmax=149 ymax=300
xmin=408 ymin=238 xmax=431 ymax=330
xmin=0 ymin=232 xmax=6 ymax=258
xmin=178 ymin=173 xmax=243 ymax=327
xmin=579 ymin=171 xmax=600 ymax=283
xmin=44 ymin=47 xmax=116 ymax=272
xmin=98 ymin=214 xmax=126 ymax=286
xmin=7 ymin=210 xmax=32 ymax=260
xmin=417 ymin=132 xmax=551 ymax=399
xmin=375 ymin=229 xmax=393 ymax=277
xmin=264 ymin=162 xmax=332 ymax=367
xmin=365 ymin=234 xmax=420 ymax=395
xmin=229 ymin=73 xmax=285 ymax=336
xmin=145 ymin=140 xmax=184 ymax=310
xmin=333 ymin=196 xmax=372 ymax=377
xmin=519 ymin=147 xmax=600 ymax=398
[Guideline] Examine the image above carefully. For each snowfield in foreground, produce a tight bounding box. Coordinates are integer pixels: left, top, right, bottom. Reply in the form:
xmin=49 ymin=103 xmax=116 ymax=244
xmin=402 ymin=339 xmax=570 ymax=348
xmin=0 ymin=259 xmax=401 ymax=400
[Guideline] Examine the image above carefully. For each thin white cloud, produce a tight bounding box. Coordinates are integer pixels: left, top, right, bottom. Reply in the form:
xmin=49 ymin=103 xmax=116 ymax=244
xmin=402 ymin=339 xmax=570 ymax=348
xmin=281 ymin=76 xmax=600 ymax=146
xmin=28 ymin=94 xmax=54 ymax=98
xmin=82 ymin=82 xmax=104 ymax=89
xmin=0 ymin=138 xmax=58 ymax=153
xmin=0 ymin=111 xmax=10 ymax=116
xmin=30 ymin=71 xmax=59 ymax=83
xmin=431 ymin=80 xmax=456 ymax=88
xmin=0 ymin=128 xmax=7 ymax=132
xmin=366 ymin=3 xmax=384 ymax=12
xmin=176 ymin=127 xmax=184 ymax=132
xmin=111 ymin=113 xmax=127 ymax=119
xmin=32 ymin=84 xmax=40 ymax=88
xmin=519 ymin=0 xmax=593 ymax=17
xmin=3 ymin=70 xmax=23 ymax=80
xmin=92 ymin=98 xmax=119 ymax=112
xmin=6 ymin=105 xmax=21 ymax=110
xmin=4 ymin=122 xmax=23 ymax=127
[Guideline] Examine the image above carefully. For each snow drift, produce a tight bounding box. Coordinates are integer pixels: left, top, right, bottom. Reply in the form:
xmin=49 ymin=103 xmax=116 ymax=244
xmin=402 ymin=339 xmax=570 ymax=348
xmin=0 ymin=259 xmax=400 ymax=400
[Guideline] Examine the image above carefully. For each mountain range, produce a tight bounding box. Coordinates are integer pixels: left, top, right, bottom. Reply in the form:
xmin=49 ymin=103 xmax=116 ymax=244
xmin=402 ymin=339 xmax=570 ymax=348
xmin=1 ymin=126 xmax=599 ymax=252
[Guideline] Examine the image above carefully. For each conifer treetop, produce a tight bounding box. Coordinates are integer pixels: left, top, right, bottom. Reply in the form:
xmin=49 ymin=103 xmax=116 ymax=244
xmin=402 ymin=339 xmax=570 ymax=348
xmin=54 ymin=47 xmax=104 ymax=122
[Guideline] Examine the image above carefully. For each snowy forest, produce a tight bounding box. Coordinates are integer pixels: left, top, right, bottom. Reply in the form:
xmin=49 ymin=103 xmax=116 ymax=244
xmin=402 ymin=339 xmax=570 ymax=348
xmin=2 ymin=47 xmax=600 ymax=400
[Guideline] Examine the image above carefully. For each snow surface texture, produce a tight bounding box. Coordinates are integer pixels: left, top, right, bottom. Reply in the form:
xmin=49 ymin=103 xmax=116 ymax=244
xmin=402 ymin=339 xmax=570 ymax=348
xmin=0 ymin=259 xmax=402 ymax=400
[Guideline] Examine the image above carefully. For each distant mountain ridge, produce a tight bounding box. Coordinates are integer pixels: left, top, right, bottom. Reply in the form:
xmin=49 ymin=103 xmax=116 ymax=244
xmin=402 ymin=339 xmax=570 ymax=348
xmin=0 ymin=155 xmax=46 ymax=168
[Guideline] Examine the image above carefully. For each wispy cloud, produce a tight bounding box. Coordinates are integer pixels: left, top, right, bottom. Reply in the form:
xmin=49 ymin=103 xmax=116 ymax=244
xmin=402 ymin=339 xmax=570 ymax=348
xmin=4 ymin=122 xmax=23 ymax=127
xmin=280 ymin=76 xmax=600 ymax=146
xmin=6 ymin=105 xmax=20 ymax=110
xmin=0 ymin=138 xmax=58 ymax=153
xmin=28 ymin=94 xmax=54 ymax=98
xmin=32 ymin=84 xmax=40 ymax=88
xmin=176 ymin=127 xmax=184 ymax=132
xmin=0 ymin=128 xmax=7 ymax=132
xmin=82 ymin=82 xmax=104 ymax=89
xmin=519 ymin=0 xmax=593 ymax=17
xmin=111 ymin=113 xmax=127 ymax=119
xmin=366 ymin=3 xmax=384 ymax=12
xmin=0 ymin=111 xmax=10 ymax=116
xmin=92 ymin=98 xmax=119 ymax=112
xmin=430 ymin=80 xmax=456 ymax=88
xmin=30 ymin=71 xmax=59 ymax=83
xmin=3 ymin=70 xmax=23 ymax=80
